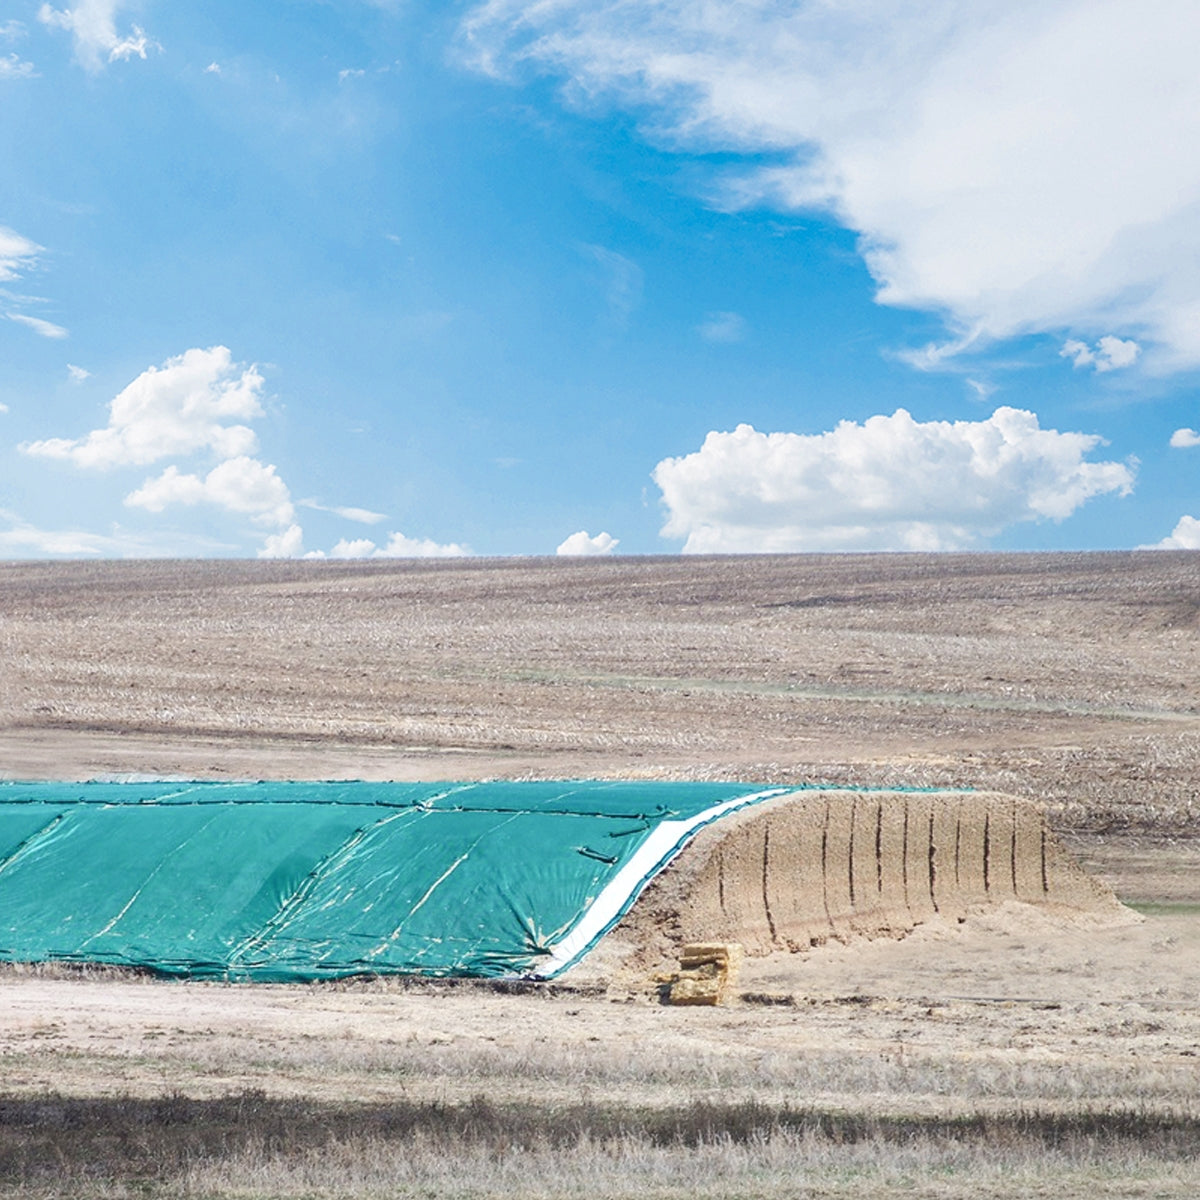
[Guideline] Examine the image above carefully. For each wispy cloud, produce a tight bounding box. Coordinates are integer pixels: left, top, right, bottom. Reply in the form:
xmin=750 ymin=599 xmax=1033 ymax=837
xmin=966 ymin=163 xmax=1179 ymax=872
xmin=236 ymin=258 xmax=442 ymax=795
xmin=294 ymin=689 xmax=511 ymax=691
xmin=67 ymin=363 xmax=90 ymax=382
xmin=0 ymin=52 xmax=36 ymax=78
xmin=466 ymin=2 xmax=1200 ymax=370
xmin=0 ymin=508 xmax=231 ymax=557
xmin=0 ymin=226 xmax=40 ymax=281
xmin=697 ymin=311 xmax=746 ymax=343
xmin=299 ymin=499 xmax=387 ymax=524
xmin=38 ymin=0 xmax=156 ymax=71
xmin=581 ymin=243 xmax=642 ymax=329
xmin=8 ymin=312 xmax=67 ymax=339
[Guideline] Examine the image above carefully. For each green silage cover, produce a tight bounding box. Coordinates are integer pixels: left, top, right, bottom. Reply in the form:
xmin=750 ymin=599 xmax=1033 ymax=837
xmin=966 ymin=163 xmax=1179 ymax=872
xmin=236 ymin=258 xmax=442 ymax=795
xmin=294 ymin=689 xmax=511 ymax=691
xmin=0 ymin=780 xmax=785 ymax=981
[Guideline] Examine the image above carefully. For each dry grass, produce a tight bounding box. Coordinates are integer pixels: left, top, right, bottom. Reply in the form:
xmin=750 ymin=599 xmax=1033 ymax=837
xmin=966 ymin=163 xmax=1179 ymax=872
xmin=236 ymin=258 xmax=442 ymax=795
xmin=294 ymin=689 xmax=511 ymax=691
xmin=3 ymin=1092 xmax=1199 ymax=1199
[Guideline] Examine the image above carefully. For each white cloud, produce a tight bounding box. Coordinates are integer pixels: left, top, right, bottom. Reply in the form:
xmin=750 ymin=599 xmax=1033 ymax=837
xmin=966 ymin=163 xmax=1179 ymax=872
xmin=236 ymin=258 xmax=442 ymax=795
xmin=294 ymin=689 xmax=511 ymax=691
xmin=0 ymin=508 xmax=231 ymax=557
xmin=338 ymin=68 xmax=366 ymax=83
xmin=22 ymin=346 xmax=264 ymax=469
xmin=1061 ymin=336 xmax=1141 ymax=372
xmin=697 ymin=311 xmax=746 ymax=343
xmin=8 ymin=312 xmax=67 ymax=339
xmin=299 ymin=499 xmax=387 ymax=524
xmin=1148 ymin=515 xmax=1200 ymax=550
xmin=652 ymin=406 xmax=1134 ymax=553
xmin=38 ymin=0 xmax=154 ymax=71
xmin=581 ymin=244 xmax=642 ymax=327
xmin=124 ymin=456 xmax=296 ymax=528
xmin=0 ymin=226 xmax=39 ymax=282
xmin=329 ymin=532 xmax=472 ymax=558
xmin=205 ymin=61 xmax=220 ymax=75
xmin=330 ymin=537 xmax=378 ymax=558
xmin=259 ymin=524 xmax=306 ymax=559
xmin=1169 ymin=427 xmax=1200 ymax=449
xmin=0 ymin=52 xmax=36 ymax=78
xmin=556 ymin=529 xmax=619 ymax=555
xmin=67 ymin=363 xmax=90 ymax=382
xmin=0 ymin=402 xmax=8 ymax=414
xmin=465 ymin=1 xmax=1200 ymax=369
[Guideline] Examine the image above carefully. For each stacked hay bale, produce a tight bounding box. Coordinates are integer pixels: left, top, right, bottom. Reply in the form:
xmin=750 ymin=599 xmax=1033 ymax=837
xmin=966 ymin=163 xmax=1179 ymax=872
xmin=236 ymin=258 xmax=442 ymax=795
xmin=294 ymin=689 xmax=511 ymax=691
xmin=666 ymin=942 xmax=743 ymax=1006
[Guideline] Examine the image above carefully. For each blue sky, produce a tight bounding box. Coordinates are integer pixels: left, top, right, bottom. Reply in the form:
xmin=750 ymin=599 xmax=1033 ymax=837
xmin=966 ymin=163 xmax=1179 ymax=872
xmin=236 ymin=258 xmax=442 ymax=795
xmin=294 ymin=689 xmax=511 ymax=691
xmin=2 ymin=0 xmax=1198 ymax=558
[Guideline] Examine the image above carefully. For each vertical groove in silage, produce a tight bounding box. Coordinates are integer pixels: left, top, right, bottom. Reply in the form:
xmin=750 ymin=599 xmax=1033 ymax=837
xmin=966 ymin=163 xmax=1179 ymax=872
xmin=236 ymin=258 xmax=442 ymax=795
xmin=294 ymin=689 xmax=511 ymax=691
xmin=821 ymin=795 xmax=854 ymax=937
xmin=954 ymin=793 xmax=989 ymax=905
xmin=850 ymin=794 xmax=881 ymax=930
xmin=902 ymin=792 xmax=936 ymax=921
xmin=877 ymin=798 xmax=908 ymax=925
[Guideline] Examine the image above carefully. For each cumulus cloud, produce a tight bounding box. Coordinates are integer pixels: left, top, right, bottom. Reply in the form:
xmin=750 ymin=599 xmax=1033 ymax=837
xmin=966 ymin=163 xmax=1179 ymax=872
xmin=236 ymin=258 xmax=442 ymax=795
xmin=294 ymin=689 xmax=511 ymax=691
xmin=259 ymin=524 xmax=305 ymax=559
xmin=1061 ymin=336 xmax=1141 ymax=372
xmin=124 ymin=457 xmax=296 ymax=528
xmin=1148 ymin=515 xmax=1200 ymax=550
xmin=330 ymin=537 xmax=377 ymax=558
xmin=697 ymin=311 xmax=746 ymax=343
xmin=0 ymin=226 xmax=39 ymax=281
xmin=465 ymin=1 xmax=1200 ymax=368
xmin=39 ymin=0 xmax=154 ymax=70
xmin=1169 ymin=428 xmax=1200 ymax=449
xmin=21 ymin=345 xmax=307 ymax=558
xmin=652 ymin=406 xmax=1134 ymax=553
xmin=22 ymin=346 xmax=263 ymax=468
xmin=8 ymin=312 xmax=67 ymax=339
xmin=556 ymin=530 xmax=619 ymax=555
xmin=330 ymin=532 xmax=472 ymax=558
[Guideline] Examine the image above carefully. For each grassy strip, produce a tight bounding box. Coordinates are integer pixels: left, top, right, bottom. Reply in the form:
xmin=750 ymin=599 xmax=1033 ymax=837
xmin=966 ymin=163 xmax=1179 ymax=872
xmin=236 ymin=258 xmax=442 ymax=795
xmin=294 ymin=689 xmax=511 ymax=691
xmin=2 ymin=1091 xmax=1198 ymax=1187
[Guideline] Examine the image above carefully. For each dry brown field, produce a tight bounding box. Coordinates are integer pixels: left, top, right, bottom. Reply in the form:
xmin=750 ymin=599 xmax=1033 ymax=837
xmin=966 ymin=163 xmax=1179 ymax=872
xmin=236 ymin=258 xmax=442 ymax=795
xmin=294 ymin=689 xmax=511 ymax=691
xmin=0 ymin=551 xmax=1198 ymax=1198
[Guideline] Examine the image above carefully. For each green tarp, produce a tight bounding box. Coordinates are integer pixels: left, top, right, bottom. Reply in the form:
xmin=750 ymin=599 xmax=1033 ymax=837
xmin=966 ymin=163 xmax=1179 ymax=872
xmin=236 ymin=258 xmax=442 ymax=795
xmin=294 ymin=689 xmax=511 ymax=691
xmin=0 ymin=780 xmax=790 ymax=981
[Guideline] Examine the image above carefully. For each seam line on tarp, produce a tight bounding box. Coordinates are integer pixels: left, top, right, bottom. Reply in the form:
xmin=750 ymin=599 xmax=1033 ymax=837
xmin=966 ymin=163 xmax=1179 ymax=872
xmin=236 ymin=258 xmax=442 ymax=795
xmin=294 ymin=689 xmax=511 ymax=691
xmin=80 ymin=811 xmax=222 ymax=948
xmin=226 ymin=808 xmax=422 ymax=969
xmin=0 ymin=812 xmax=69 ymax=878
xmin=365 ymin=809 xmax=527 ymax=962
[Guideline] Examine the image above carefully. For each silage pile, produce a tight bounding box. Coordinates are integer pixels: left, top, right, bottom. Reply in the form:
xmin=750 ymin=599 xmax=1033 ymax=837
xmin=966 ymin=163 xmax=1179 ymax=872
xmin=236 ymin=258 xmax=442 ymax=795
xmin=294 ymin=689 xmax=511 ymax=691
xmin=611 ymin=789 xmax=1126 ymax=970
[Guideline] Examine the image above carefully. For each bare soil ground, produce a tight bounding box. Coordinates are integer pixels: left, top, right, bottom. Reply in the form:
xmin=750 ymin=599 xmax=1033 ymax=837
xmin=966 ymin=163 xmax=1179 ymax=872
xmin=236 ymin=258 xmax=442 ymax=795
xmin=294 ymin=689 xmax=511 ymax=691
xmin=0 ymin=552 xmax=1197 ymax=1197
